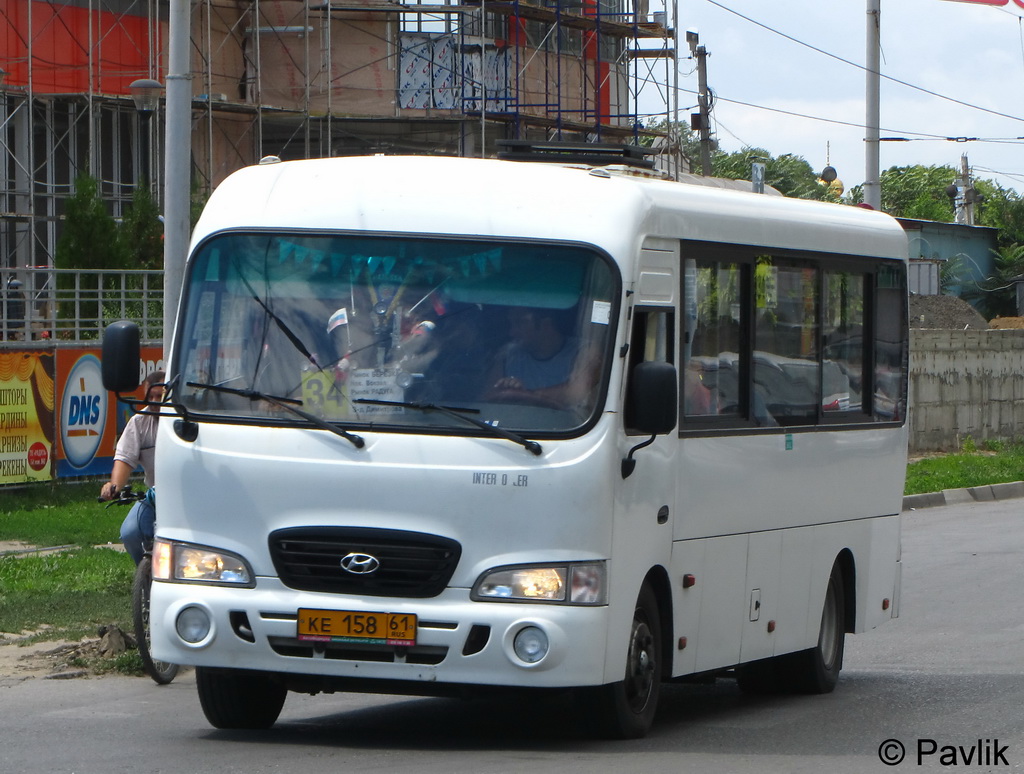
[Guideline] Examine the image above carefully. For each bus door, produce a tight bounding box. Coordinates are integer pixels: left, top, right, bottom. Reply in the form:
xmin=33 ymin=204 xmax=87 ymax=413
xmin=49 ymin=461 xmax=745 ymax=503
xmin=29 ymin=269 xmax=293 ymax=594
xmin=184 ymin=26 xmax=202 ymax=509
xmin=618 ymin=237 xmax=680 ymax=655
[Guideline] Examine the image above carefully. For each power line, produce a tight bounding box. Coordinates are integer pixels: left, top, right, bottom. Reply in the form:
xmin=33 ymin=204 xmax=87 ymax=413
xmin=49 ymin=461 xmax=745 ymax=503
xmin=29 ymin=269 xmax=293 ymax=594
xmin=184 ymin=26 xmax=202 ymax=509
xmin=673 ymin=83 xmax=960 ymax=141
xmin=703 ymin=0 xmax=1024 ymax=126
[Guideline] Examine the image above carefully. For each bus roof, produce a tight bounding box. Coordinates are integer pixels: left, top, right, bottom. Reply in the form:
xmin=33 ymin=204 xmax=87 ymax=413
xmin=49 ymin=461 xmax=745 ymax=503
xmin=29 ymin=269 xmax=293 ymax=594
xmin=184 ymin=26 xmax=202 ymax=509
xmin=191 ymin=155 xmax=909 ymax=263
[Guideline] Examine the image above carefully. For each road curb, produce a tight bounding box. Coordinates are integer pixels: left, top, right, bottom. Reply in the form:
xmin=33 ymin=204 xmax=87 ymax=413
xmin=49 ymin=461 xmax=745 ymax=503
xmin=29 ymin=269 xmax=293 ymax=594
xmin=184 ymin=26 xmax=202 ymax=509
xmin=903 ymin=480 xmax=1024 ymax=511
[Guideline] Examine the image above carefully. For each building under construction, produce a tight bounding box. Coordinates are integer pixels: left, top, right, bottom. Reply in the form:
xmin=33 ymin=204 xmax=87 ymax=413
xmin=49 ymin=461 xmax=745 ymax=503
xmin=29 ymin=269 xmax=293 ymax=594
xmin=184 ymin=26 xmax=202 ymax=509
xmin=1 ymin=0 xmax=680 ymax=273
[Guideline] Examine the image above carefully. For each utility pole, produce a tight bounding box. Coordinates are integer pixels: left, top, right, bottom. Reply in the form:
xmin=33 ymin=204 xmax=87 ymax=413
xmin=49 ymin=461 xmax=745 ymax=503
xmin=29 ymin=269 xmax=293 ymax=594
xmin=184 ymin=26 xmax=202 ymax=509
xmin=961 ymin=155 xmax=975 ymax=226
xmin=864 ymin=0 xmax=881 ymax=210
xmin=163 ymin=0 xmax=191 ymax=358
xmin=948 ymin=154 xmax=976 ymax=226
xmin=687 ymin=30 xmax=712 ymax=176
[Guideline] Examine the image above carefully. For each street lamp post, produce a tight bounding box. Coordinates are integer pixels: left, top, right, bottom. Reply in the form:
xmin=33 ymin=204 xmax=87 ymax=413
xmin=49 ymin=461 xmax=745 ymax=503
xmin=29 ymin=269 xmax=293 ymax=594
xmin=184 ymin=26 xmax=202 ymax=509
xmin=129 ymin=79 xmax=163 ymax=188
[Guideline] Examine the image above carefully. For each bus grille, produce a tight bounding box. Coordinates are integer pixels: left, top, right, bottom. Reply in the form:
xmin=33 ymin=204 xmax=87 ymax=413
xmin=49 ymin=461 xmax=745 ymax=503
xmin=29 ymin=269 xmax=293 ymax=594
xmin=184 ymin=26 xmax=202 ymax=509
xmin=268 ymin=527 xmax=461 ymax=598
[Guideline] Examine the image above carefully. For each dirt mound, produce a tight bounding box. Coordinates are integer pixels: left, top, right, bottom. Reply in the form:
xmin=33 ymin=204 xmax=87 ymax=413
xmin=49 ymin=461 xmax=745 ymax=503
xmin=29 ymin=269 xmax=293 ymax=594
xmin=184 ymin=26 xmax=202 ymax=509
xmin=909 ymin=294 xmax=988 ymax=330
xmin=989 ymin=316 xmax=1024 ymax=329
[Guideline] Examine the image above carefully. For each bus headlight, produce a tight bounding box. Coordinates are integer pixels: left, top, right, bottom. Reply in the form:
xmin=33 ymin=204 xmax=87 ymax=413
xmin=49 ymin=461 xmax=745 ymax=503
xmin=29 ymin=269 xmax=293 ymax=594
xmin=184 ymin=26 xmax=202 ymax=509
xmin=472 ymin=562 xmax=606 ymax=604
xmin=152 ymin=540 xmax=254 ymax=586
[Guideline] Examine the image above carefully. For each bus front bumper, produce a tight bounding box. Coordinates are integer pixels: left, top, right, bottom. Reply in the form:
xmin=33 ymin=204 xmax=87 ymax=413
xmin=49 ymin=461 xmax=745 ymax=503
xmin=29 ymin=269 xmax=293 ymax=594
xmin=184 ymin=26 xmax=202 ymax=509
xmin=149 ymin=577 xmax=612 ymax=690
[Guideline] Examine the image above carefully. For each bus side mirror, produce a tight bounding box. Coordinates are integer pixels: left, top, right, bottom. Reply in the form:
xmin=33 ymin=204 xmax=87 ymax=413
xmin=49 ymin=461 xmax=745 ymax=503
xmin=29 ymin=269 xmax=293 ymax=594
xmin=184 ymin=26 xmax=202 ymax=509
xmin=628 ymin=360 xmax=678 ymax=435
xmin=622 ymin=361 xmax=677 ymax=479
xmin=102 ymin=320 xmax=142 ymax=393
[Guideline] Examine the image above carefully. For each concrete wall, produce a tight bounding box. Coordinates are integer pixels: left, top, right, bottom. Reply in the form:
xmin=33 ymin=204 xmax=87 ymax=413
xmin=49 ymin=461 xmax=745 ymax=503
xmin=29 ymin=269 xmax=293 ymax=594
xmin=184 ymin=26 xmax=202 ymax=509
xmin=909 ymin=328 xmax=1024 ymax=452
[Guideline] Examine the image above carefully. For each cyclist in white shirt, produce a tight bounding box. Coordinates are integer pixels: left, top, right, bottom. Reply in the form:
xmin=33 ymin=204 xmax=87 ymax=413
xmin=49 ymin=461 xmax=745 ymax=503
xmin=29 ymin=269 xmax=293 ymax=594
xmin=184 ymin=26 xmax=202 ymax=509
xmin=99 ymin=370 xmax=163 ymax=564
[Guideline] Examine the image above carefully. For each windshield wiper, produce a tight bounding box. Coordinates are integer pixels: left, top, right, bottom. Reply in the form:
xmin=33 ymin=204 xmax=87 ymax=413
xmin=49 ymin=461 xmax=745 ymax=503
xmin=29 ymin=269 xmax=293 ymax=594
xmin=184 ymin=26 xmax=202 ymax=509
xmin=353 ymin=398 xmax=542 ymax=456
xmin=237 ymin=273 xmax=319 ymax=367
xmin=187 ymin=381 xmax=365 ymax=449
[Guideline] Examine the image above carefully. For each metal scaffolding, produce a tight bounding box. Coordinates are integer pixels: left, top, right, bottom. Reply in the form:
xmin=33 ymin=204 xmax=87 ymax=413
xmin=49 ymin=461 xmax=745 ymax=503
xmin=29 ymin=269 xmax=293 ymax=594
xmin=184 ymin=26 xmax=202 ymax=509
xmin=1 ymin=0 xmax=680 ymax=274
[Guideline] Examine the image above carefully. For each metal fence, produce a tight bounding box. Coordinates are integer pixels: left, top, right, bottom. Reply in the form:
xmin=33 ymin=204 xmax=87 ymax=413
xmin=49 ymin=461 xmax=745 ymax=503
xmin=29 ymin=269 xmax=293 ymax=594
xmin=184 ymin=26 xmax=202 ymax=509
xmin=1 ymin=267 xmax=164 ymax=344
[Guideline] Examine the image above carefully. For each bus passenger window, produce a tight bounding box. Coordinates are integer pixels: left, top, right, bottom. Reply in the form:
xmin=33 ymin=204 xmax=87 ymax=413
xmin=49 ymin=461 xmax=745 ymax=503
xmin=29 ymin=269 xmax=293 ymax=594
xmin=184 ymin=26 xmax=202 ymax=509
xmin=684 ymin=259 xmax=742 ymax=418
xmin=874 ymin=266 xmax=908 ymax=421
xmin=823 ymin=272 xmax=867 ymax=414
xmin=753 ymin=260 xmax=818 ymax=424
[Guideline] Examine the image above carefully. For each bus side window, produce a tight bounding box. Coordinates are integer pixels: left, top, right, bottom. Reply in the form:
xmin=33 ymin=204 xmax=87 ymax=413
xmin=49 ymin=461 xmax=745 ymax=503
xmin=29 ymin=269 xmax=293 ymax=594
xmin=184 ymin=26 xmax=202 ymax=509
xmin=873 ymin=266 xmax=908 ymax=421
xmin=753 ymin=260 xmax=818 ymax=425
xmin=822 ymin=271 xmax=868 ymax=415
xmin=624 ymin=308 xmax=674 ymax=434
xmin=683 ymin=258 xmax=744 ymax=419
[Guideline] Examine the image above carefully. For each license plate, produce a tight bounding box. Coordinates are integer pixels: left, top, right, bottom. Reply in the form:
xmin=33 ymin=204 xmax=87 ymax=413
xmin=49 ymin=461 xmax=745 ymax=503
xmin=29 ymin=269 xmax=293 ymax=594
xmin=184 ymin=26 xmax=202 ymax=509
xmin=297 ymin=608 xmax=417 ymax=646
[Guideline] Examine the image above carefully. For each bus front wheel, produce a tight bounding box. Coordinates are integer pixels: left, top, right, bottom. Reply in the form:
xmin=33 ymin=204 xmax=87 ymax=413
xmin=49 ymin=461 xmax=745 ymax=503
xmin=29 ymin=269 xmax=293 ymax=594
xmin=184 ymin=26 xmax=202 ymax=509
xmin=196 ymin=667 xmax=287 ymax=729
xmin=581 ymin=584 xmax=662 ymax=739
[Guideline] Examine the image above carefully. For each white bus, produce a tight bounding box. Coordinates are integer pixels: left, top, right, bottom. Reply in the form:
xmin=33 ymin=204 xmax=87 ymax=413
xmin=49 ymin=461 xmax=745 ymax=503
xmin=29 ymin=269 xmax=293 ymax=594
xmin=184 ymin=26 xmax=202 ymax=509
xmin=103 ymin=154 xmax=908 ymax=738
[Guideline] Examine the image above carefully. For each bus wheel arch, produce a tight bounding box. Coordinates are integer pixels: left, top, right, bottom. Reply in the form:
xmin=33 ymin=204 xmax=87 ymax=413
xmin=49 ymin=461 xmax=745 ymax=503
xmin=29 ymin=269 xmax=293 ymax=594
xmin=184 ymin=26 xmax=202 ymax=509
xmin=644 ymin=565 xmax=674 ymax=680
xmin=836 ymin=548 xmax=856 ymax=635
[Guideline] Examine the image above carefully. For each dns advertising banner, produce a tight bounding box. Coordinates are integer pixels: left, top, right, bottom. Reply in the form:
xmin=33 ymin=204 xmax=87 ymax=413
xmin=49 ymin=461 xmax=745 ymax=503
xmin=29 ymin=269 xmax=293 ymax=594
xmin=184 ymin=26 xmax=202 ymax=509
xmin=0 ymin=345 xmax=163 ymax=485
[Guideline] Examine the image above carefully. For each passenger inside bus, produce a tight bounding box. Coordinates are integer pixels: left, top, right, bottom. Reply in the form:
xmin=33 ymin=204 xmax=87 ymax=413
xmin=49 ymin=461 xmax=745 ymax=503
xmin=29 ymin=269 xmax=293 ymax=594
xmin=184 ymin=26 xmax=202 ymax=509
xmin=486 ymin=306 xmax=598 ymax=411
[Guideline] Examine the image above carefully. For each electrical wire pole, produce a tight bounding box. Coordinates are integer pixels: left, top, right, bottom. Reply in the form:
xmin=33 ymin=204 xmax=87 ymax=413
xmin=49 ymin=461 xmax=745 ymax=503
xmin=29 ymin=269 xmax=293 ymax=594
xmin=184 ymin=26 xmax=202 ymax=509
xmin=687 ymin=30 xmax=712 ymax=176
xmin=163 ymin=0 xmax=191 ymax=359
xmin=864 ymin=0 xmax=881 ymax=210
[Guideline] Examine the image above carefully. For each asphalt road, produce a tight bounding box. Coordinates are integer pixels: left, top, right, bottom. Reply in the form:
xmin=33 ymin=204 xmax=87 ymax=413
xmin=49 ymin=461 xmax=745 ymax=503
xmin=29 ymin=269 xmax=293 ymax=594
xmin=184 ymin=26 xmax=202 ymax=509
xmin=1 ymin=498 xmax=1022 ymax=774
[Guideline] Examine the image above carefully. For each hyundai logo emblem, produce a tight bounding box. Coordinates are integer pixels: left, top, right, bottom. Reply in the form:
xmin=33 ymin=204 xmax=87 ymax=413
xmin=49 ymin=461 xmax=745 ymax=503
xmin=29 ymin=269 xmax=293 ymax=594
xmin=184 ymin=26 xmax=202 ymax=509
xmin=340 ymin=552 xmax=381 ymax=575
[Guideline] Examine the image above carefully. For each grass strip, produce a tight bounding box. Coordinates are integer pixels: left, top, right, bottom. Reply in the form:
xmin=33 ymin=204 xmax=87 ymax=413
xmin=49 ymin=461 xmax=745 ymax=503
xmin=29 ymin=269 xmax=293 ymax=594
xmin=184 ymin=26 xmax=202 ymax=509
xmin=904 ymin=442 xmax=1024 ymax=495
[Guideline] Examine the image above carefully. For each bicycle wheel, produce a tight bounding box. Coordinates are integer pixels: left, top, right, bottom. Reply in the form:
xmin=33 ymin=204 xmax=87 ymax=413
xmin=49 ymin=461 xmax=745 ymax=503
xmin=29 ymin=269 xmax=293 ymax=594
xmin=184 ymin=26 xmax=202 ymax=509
xmin=132 ymin=556 xmax=180 ymax=685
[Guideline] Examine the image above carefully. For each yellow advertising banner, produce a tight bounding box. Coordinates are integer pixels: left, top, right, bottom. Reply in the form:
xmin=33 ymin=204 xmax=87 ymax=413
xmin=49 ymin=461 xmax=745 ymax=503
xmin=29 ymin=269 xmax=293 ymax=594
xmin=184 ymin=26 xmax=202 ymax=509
xmin=0 ymin=350 xmax=56 ymax=484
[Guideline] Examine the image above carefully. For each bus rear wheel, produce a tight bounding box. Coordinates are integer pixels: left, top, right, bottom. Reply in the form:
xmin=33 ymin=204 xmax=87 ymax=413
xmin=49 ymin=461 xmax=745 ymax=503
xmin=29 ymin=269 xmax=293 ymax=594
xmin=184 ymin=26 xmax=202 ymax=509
xmin=196 ymin=667 xmax=287 ymax=729
xmin=583 ymin=584 xmax=662 ymax=739
xmin=737 ymin=560 xmax=846 ymax=695
xmin=787 ymin=560 xmax=846 ymax=694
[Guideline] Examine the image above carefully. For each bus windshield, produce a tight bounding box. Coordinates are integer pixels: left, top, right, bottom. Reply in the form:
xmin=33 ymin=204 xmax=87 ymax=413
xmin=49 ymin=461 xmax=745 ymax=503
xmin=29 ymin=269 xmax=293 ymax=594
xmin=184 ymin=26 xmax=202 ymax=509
xmin=176 ymin=233 xmax=618 ymax=435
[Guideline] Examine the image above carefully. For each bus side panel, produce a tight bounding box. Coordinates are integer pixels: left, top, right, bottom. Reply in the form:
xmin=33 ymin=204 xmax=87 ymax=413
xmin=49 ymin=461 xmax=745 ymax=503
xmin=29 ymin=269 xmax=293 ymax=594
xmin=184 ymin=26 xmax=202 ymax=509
xmin=691 ymin=535 xmax=747 ymax=674
xmin=774 ymin=526 xmax=815 ymax=655
xmin=739 ymin=530 xmax=782 ymax=664
xmin=857 ymin=514 xmax=901 ymax=632
xmin=668 ymin=538 xmax=705 ymax=676
xmin=669 ymin=517 xmax=900 ymax=678
xmin=676 ymin=429 xmax=904 ymax=542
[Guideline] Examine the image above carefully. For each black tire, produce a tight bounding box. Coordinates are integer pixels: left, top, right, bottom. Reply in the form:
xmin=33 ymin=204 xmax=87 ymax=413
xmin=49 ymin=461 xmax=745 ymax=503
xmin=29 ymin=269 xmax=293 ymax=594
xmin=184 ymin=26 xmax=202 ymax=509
xmin=196 ymin=667 xmax=288 ymax=730
xmin=132 ymin=556 xmax=179 ymax=685
xmin=736 ymin=560 xmax=846 ymax=695
xmin=584 ymin=584 xmax=662 ymax=739
xmin=785 ymin=560 xmax=846 ymax=694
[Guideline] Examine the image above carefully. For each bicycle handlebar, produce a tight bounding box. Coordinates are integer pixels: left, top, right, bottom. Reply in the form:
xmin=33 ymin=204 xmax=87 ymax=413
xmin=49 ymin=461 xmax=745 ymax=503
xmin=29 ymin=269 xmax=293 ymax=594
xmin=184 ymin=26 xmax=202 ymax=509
xmin=98 ymin=486 xmax=147 ymax=506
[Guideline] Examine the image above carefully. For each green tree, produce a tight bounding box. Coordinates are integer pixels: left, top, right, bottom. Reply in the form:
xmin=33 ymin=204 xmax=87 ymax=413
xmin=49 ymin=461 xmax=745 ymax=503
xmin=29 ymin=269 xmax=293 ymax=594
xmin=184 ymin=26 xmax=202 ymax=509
xmin=974 ymin=181 xmax=1024 ymax=248
xmin=54 ymin=174 xmax=126 ymax=271
xmin=118 ymin=184 xmax=163 ymax=270
xmin=710 ymin=148 xmax=835 ymax=201
xmin=848 ymin=165 xmax=958 ymax=220
xmin=54 ymin=174 xmax=129 ymax=334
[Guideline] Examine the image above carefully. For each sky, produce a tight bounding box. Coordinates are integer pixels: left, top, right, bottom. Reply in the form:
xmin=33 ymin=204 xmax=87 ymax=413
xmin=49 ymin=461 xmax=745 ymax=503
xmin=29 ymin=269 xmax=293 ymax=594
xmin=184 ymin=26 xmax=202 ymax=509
xmin=658 ymin=0 xmax=1024 ymax=194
